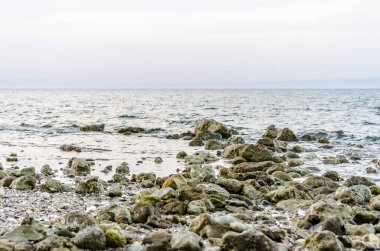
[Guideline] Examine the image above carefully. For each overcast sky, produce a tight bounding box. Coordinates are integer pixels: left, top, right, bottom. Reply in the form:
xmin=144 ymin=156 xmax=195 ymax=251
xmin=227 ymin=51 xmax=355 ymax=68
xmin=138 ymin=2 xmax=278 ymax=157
xmin=0 ymin=0 xmax=379 ymax=88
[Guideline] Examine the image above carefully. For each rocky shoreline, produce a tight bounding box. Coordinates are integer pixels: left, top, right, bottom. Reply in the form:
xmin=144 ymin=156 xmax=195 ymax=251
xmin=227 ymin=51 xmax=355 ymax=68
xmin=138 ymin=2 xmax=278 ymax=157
xmin=1 ymin=119 xmax=380 ymax=250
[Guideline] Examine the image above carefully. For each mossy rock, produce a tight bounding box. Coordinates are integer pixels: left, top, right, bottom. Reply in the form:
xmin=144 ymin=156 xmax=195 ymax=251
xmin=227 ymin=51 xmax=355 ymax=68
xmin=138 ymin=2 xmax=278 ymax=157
xmin=104 ymin=229 xmax=126 ymax=248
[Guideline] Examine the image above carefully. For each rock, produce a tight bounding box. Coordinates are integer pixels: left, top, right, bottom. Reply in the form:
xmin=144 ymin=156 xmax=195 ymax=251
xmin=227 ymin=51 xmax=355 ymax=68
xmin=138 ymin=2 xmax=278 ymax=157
xmin=266 ymin=183 xmax=314 ymax=203
xmin=276 ymin=199 xmax=313 ymax=213
xmin=222 ymin=144 xmax=274 ymax=162
xmin=0 ymin=170 xmax=7 ymax=179
xmin=288 ymin=159 xmax=303 ymax=167
xmin=143 ymin=231 xmax=172 ymax=250
xmin=196 ymin=131 xmax=223 ymax=141
xmin=170 ymin=231 xmax=203 ymax=251
xmin=303 ymin=176 xmax=339 ymax=189
xmin=101 ymin=165 xmax=112 ymax=174
xmin=131 ymin=202 xmax=156 ymax=223
xmin=80 ymin=124 xmax=105 ymax=132
xmin=41 ymin=164 xmax=54 ymax=176
xmin=227 ymin=136 xmax=245 ymax=145
xmin=0 ymin=176 xmax=16 ymax=187
xmin=203 ymin=139 xmax=223 ymax=150
xmin=369 ymin=195 xmax=380 ymax=211
xmin=75 ymin=176 xmax=104 ymax=194
xmin=345 ymin=224 xmax=375 ymax=236
xmin=166 ymin=134 xmax=181 ymax=139
xmin=194 ymin=119 xmax=231 ymax=138
xmin=118 ymin=126 xmax=145 ymax=135
xmin=59 ymin=144 xmax=81 ymax=152
xmin=263 ymin=125 xmax=278 ymax=139
xmin=366 ymin=167 xmax=377 ymax=173
xmin=2 ymin=223 xmax=44 ymax=243
xmin=304 ymin=231 xmax=344 ymax=251
xmin=277 ymin=128 xmax=298 ymax=142
xmin=303 ymin=200 xmax=352 ymax=224
xmin=115 ymin=162 xmax=129 ymax=175
xmin=216 ymin=178 xmax=243 ymax=194
xmin=241 ymin=184 xmax=260 ymax=200
xmin=322 ymin=171 xmax=341 ymax=181
xmin=162 ymin=174 xmax=187 ymax=190
xmin=10 ymin=176 xmax=36 ymax=190
xmin=323 ymin=155 xmax=349 ymax=164
xmin=272 ymin=171 xmax=292 ymax=181
xmin=73 ymin=226 xmax=106 ymax=250
xmin=353 ymin=211 xmax=376 ymax=224
xmin=154 ymin=157 xmax=163 ymax=164
xmin=189 ymin=138 xmax=204 ymax=146
xmin=35 ymin=235 xmax=74 ymax=251
xmin=187 ymin=200 xmax=208 ymax=215
xmin=107 ymin=184 xmax=122 ymax=197
xmin=197 ymin=183 xmax=230 ymax=201
xmin=70 ymin=158 xmax=91 ymax=176
xmin=17 ymin=167 xmax=36 ymax=177
xmin=133 ymin=172 xmax=156 ymax=184
xmin=316 ymin=216 xmax=345 ymax=235
xmin=188 ymin=165 xmax=215 ymax=182
xmin=189 ymin=213 xmax=231 ymax=238
xmin=96 ymin=204 xmax=132 ymax=224
xmin=185 ymin=151 xmax=219 ymax=165
xmin=232 ymin=161 xmax=274 ymax=173
xmin=344 ymin=176 xmax=375 ymax=187
xmin=176 ymin=151 xmax=188 ymax=159
xmin=104 ymin=228 xmax=126 ymax=248
xmin=221 ymin=229 xmax=287 ymax=251
xmin=146 ymin=215 xmax=172 ymax=229
xmin=40 ymin=178 xmax=64 ymax=193
xmin=66 ymin=212 xmax=96 ymax=232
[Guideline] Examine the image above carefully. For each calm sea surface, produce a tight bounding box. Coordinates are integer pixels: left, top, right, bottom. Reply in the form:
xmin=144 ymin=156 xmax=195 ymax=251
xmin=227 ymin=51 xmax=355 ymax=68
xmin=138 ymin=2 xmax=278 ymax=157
xmin=0 ymin=89 xmax=379 ymax=183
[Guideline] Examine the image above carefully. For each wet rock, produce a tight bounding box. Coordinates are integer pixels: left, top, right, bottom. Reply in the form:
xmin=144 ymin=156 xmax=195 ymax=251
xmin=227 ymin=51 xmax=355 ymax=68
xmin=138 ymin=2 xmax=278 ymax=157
xmin=222 ymin=144 xmax=274 ymax=162
xmin=0 ymin=170 xmax=7 ymax=179
xmin=80 ymin=124 xmax=105 ymax=132
xmin=163 ymin=200 xmax=188 ymax=215
xmin=345 ymin=224 xmax=375 ymax=236
xmin=2 ymin=219 xmax=45 ymax=243
xmin=117 ymin=126 xmax=145 ymax=135
xmin=41 ymin=164 xmax=54 ymax=176
xmin=232 ymin=161 xmax=274 ymax=173
xmin=204 ymin=139 xmax=223 ymax=150
xmin=75 ymin=176 xmax=104 ymax=194
xmin=188 ymin=165 xmax=215 ymax=182
xmin=323 ymin=155 xmax=349 ymax=164
xmin=189 ymin=213 xmax=231 ymax=238
xmin=276 ymin=199 xmax=313 ymax=213
xmin=166 ymin=133 xmax=181 ymax=139
xmin=154 ymin=157 xmax=163 ymax=164
xmin=59 ymin=144 xmax=81 ymax=152
xmin=369 ymin=195 xmax=380 ymax=211
xmin=197 ymin=183 xmax=230 ymax=201
xmin=146 ymin=215 xmax=172 ymax=229
xmin=176 ymin=151 xmax=188 ymax=159
xmin=101 ymin=165 xmax=112 ymax=174
xmin=226 ymin=136 xmax=245 ymax=145
xmin=69 ymin=158 xmax=91 ymax=176
xmin=0 ymin=176 xmax=16 ymax=187
xmin=344 ymin=176 xmax=375 ymax=187
xmin=277 ymin=128 xmax=298 ymax=142
xmin=73 ymin=226 xmax=106 ymax=250
xmin=170 ymin=231 xmax=203 ymax=251
xmin=133 ymin=172 xmax=156 ymax=184
xmin=162 ymin=174 xmax=187 ymax=190
xmin=366 ymin=167 xmax=377 ymax=173
xmin=189 ymin=138 xmax=203 ymax=146
xmin=107 ymin=184 xmax=122 ymax=197
xmin=196 ymin=131 xmax=223 ymax=141
xmin=304 ymin=231 xmax=344 ymax=251
xmin=266 ymin=183 xmax=314 ymax=203
xmin=40 ymin=178 xmax=64 ymax=193
xmin=131 ymin=202 xmax=156 ymax=223
xmin=322 ymin=171 xmax=341 ymax=181
xmin=263 ymin=125 xmax=278 ymax=139
xmin=353 ymin=211 xmax=376 ymax=224
xmin=303 ymin=200 xmax=352 ymax=224
xmin=35 ymin=235 xmax=74 ymax=251
xmin=194 ymin=119 xmax=231 ymax=138
xmin=241 ymin=184 xmax=260 ymax=200
xmin=10 ymin=176 xmax=36 ymax=190
xmin=66 ymin=212 xmax=96 ymax=232
xmin=185 ymin=151 xmax=219 ymax=165
xmin=115 ymin=162 xmax=129 ymax=175
xmin=17 ymin=167 xmax=36 ymax=177
xmin=221 ymin=229 xmax=287 ymax=251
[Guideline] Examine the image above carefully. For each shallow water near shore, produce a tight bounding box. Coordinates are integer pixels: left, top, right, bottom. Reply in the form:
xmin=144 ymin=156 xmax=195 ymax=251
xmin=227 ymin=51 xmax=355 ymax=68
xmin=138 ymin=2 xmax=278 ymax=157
xmin=0 ymin=89 xmax=380 ymax=183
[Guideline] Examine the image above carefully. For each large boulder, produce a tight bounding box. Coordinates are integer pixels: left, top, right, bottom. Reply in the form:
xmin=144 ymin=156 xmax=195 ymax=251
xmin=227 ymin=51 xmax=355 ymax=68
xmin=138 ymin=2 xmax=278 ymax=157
xmin=73 ymin=226 xmax=106 ymax=250
xmin=194 ymin=119 xmax=231 ymax=138
xmin=162 ymin=174 xmax=187 ymax=190
xmin=222 ymin=144 xmax=274 ymax=162
xmin=303 ymin=200 xmax=352 ymax=224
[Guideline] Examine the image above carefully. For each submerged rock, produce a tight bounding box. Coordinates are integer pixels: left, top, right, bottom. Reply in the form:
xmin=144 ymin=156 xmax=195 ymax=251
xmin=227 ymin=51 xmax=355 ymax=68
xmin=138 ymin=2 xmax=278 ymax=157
xmin=59 ymin=144 xmax=81 ymax=152
xmin=80 ymin=124 xmax=105 ymax=132
xmin=117 ymin=126 xmax=145 ymax=135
